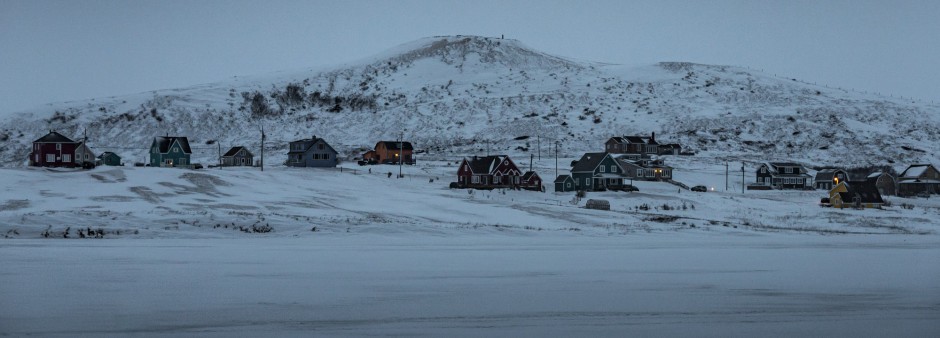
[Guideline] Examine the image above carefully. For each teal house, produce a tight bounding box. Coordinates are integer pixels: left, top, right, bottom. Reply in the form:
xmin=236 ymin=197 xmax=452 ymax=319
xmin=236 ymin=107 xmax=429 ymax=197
xmin=570 ymin=152 xmax=626 ymax=191
xmin=98 ymin=151 xmax=122 ymax=166
xmin=554 ymin=175 xmax=575 ymax=192
xmin=150 ymin=136 xmax=192 ymax=168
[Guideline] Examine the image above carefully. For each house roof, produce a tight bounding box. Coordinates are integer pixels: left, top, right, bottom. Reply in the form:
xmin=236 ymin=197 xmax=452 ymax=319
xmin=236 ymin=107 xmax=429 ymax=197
xmin=572 ymin=152 xmax=612 ymax=173
xmin=223 ymin=146 xmax=252 ymax=157
xmin=97 ymin=151 xmax=119 ymax=159
xmin=465 ymin=155 xmax=507 ymax=175
xmin=838 ymin=180 xmax=884 ymax=204
xmin=764 ymin=162 xmax=810 ymax=176
xmin=900 ymin=164 xmax=935 ymax=178
xmin=288 ymin=137 xmax=338 ymax=155
xmin=554 ymin=175 xmax=572 ymax=183
xmin=522 ymin=171 xmax=539 ymax=180
xmin=153 ymin=136 xmax=192 ymax=154
xmin=33 ymin=131 xmax=75 ymax=144
xmin=377 ymin=141 xmax=414 ymax=151
xmin=814 ymin=169 xmax=846 ymax=182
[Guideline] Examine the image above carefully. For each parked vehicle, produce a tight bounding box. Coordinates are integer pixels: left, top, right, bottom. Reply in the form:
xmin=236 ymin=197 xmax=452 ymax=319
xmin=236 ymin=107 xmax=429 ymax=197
xmin=691 ymin=185 xmax=707 ymax=192
xmin=610 ymin=185 xmax=639 ymax=192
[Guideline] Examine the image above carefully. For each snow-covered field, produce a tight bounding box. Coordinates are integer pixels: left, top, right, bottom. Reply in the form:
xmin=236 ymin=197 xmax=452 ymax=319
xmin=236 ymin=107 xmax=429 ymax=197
xmin=2 ymin=160 xmax=939 ymax=336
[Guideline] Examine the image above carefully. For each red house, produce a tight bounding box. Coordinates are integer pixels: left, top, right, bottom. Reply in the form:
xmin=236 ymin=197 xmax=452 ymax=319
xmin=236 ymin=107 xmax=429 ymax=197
xmin=29 ymin=131 xmax=95 ymax=168
xmin=455 ymin=155 xmax=540 ymax=190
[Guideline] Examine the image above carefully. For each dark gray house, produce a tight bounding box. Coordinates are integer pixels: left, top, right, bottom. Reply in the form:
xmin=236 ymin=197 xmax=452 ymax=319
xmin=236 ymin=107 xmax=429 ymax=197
xmin=756 ymin=162 xmax=811 ymax=189
xmin=222 ymin=146 xmax=254 ymax=167
xmin=814 ymin=168 xmax=848 ymax=190
xmin=287 ymin=136 xmax=338 ymax=167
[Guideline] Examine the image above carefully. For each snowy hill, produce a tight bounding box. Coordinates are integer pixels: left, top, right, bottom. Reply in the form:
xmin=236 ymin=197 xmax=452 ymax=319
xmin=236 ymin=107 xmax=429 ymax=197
xmin=2 ymin=35 xmax=939 ymax=168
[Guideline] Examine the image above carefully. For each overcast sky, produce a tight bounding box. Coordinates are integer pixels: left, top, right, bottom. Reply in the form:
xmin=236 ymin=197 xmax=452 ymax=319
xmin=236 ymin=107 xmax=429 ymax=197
xmin=1 ymin=0 xmax=938 ymax=114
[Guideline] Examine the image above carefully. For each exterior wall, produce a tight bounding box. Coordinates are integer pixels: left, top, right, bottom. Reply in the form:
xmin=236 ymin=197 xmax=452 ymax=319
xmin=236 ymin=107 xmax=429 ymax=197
xmin=101 ymin=154 xmax=121 ymax=166
xmin=555 ymin=177 xmax=575 ymax=192
xmin=756 ymin=165 xmax=772 ymax=185
xmin=376 ymin=142 xmax=414 ymax=164
xmin=604 ymin=139 xmax=624 ymax=153
xmin=222 ymin=149 xmax=253 ymax=166
xmin=31 ymin=142 xmax=79 ymax=168
xmin=150 ymin=139 xmax=190 ymax=167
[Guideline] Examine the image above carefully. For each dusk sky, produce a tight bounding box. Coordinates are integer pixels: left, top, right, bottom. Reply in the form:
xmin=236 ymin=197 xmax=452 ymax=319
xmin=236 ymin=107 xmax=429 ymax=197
xmin=1 ymin=0 xmax=938 ymax=114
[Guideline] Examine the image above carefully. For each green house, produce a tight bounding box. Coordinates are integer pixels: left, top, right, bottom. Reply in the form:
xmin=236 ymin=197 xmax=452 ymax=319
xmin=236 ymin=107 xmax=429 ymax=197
xmin=150 ymin=136 xmax=192 ymax=168
xmin=570 ymin=152 xmax=625 ymax=191
xmin=98 ymin=152 xmax=122 ymax=166
xmin=554 ymin=175 xmax=575 ymax=192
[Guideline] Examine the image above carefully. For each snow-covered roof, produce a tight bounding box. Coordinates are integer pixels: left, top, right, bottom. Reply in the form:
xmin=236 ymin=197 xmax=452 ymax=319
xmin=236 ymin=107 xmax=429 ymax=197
xmin=900 ymin=164 xmax=934 ymax=178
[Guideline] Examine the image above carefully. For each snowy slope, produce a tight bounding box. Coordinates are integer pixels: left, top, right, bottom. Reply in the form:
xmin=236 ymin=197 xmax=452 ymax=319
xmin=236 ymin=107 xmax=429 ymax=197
xmin=2 ymin=35 xmax=939 ymax=169
xmin=1 ymin=157 xmax=938 ymax=239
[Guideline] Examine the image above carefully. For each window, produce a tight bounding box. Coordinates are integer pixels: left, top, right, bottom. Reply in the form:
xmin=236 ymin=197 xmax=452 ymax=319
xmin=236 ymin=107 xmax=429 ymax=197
xmin=314 ymin=154 xmax=320 ymax=160
xmin=324 ymin=154 xmax=330 ymax=160
xmin=585 ymin=178 xmax=590 ymax=186
xmin=611 ymin=165 xmax=617 ymax=173
xmin=35 ymin=154 xmax=39 ymax=162
xmin=46 ymin=154 xmax=54 ymax=162
xmin=637 ymin=169 xmax=643 ymax=177
xmin=318 ymin=144 xmax=324 ymax=150
xmin=600 ymin=166 xmax=606 ymax=173
xmin=63 ymin=154 xmax=71 ymax=163
xmin=785 ymin=167 xmax=793 ymax=174
xmin=758 ymin=177 xmax=763 ymax=184
xmin=566 ymin=182 xmax=571 ymax=188
xmin=761 ymin=167 xmax=767 ymax=173
xmin=472 ymin=176 xmax=480 ymax=184
xmin=494 ymin=176 xmax=501 ymax=184
xmin=56 ymin=144 xmax=61 ymax=150
xmin=173 ymin=147 xmax=178 ymax=153
xmin=663 ymin=170 xmax=671 ymax=178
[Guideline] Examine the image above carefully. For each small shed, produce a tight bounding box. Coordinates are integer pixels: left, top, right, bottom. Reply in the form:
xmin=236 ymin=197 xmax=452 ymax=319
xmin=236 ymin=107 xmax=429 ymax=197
xmin=554 ymin=175 xmax=575 ymax=192
xmin=585 ymin=199 xmax=610 ymax=211
xmin=98 ymin=152 xmax=122 ymax=166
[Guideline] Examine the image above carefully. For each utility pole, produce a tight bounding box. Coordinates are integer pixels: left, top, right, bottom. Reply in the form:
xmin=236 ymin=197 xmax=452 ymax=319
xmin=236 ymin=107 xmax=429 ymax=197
xmin=260 ymin=124 xmax=265 ymax=172
xmin=554 ymin=141 xmax=559 ymax=179
xmin=398 ymin=131 xmax=403 ymax=178
xmin=218 ymin=142 xmax=221 ymax=169
xmin=725 ymin=162 xmax=728 ymax=191
xmin=537 ymin=131 xmax=541 ymax=161
xmin=529 ymin=153 xmax=534 ymax=172
xmin=741 ymin=162 xmax=745 ymax=194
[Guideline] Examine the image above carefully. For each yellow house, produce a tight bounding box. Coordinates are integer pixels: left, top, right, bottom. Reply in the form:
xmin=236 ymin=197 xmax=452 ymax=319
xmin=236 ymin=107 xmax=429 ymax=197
xmin=829 ymin=181 xmax=884 ymax=209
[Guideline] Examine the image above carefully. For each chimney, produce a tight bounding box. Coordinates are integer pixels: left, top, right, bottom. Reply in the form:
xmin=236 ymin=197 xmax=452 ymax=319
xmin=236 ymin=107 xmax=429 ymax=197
xmin=651 ymin=132 xmax=655 ymax=142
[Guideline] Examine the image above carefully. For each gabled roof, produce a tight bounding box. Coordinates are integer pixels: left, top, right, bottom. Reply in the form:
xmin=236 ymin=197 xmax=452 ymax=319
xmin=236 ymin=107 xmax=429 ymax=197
xmin=623 ymin=135 xmax=657 ymax=145
xmin=554 ymin=175 xmax=572 ymax=183
xmin=222 ymin=146 xmax=252 ymax=157
xmin=377 ymin=141 xmax=414 ymax=151
xmin=899 ymin=164 xmax=935 ymax=179
xmin=838 ymin=181 xmax=884 ymax=204
xmin=763 ymin=162 xmax=809 ymax=176
xmin=814 ymin=168 xmax=847 ymax=182
xmin=522 ymin=171 xmax=539 ymax=180
xmin=153 ymin=136 xmax=192 ymax=154
xmin=607 ymin=136 xmax=626 ymax=144
xmin=572 ymin=152 xmax=614 ymax=173
xmin=288 ymin=136 xmax=337 ymax=155
xmin=97 ymin=151 xmax=119 ymax=159
xmin=33 ymin=131 xmax=75 ymax=144
xmin=464 ymin=155 xmax=506 ymax=175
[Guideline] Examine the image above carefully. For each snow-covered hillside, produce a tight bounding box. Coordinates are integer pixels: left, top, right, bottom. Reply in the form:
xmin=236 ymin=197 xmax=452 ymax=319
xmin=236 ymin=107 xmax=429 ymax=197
xmin=2 ymin=35 xmax=939 ymax=168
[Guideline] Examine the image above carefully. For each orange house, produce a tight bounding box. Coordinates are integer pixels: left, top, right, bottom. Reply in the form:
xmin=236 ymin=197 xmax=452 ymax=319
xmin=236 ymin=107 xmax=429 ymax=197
xmin=373 ymin=141 xmax=415 ymax=164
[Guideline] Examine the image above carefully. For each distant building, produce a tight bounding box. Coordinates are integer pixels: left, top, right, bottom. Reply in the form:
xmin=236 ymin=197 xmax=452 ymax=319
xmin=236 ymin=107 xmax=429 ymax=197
xmin=29 ymin=131 xmax=95 ymax=168
xmin=150 ymin=136 xmax=192 ymax=168
xmin=866 ymin=171 xmax=896 ymax=196
xmin=814 ymin=169 xmax=849 ymax=190
xmin=897 ymin=164 xmax=940 ymax=197
xmin=570 ymin=152 xmax=626 ymax=191
xmin=221 ymin=146 xmax=254 ymax=167
xmin=755 ymin=162 xmax=811 ymax=189
xmin=455 ymin=155 xmax=537 ymax=190
xmin=554 ymin=174 xmax=575 ymax=192
xmin=829 ymin=181 xmax=884 ymax=209
xmin=97 ymin=152 xmax=122 ymax=166
xmin=369 ymin=141 xmax=415 ymax=164
xmin=286 ymin=136 xmax=338 ymax=168
xmin=605 ymin=133 xmax=659 ymax=155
